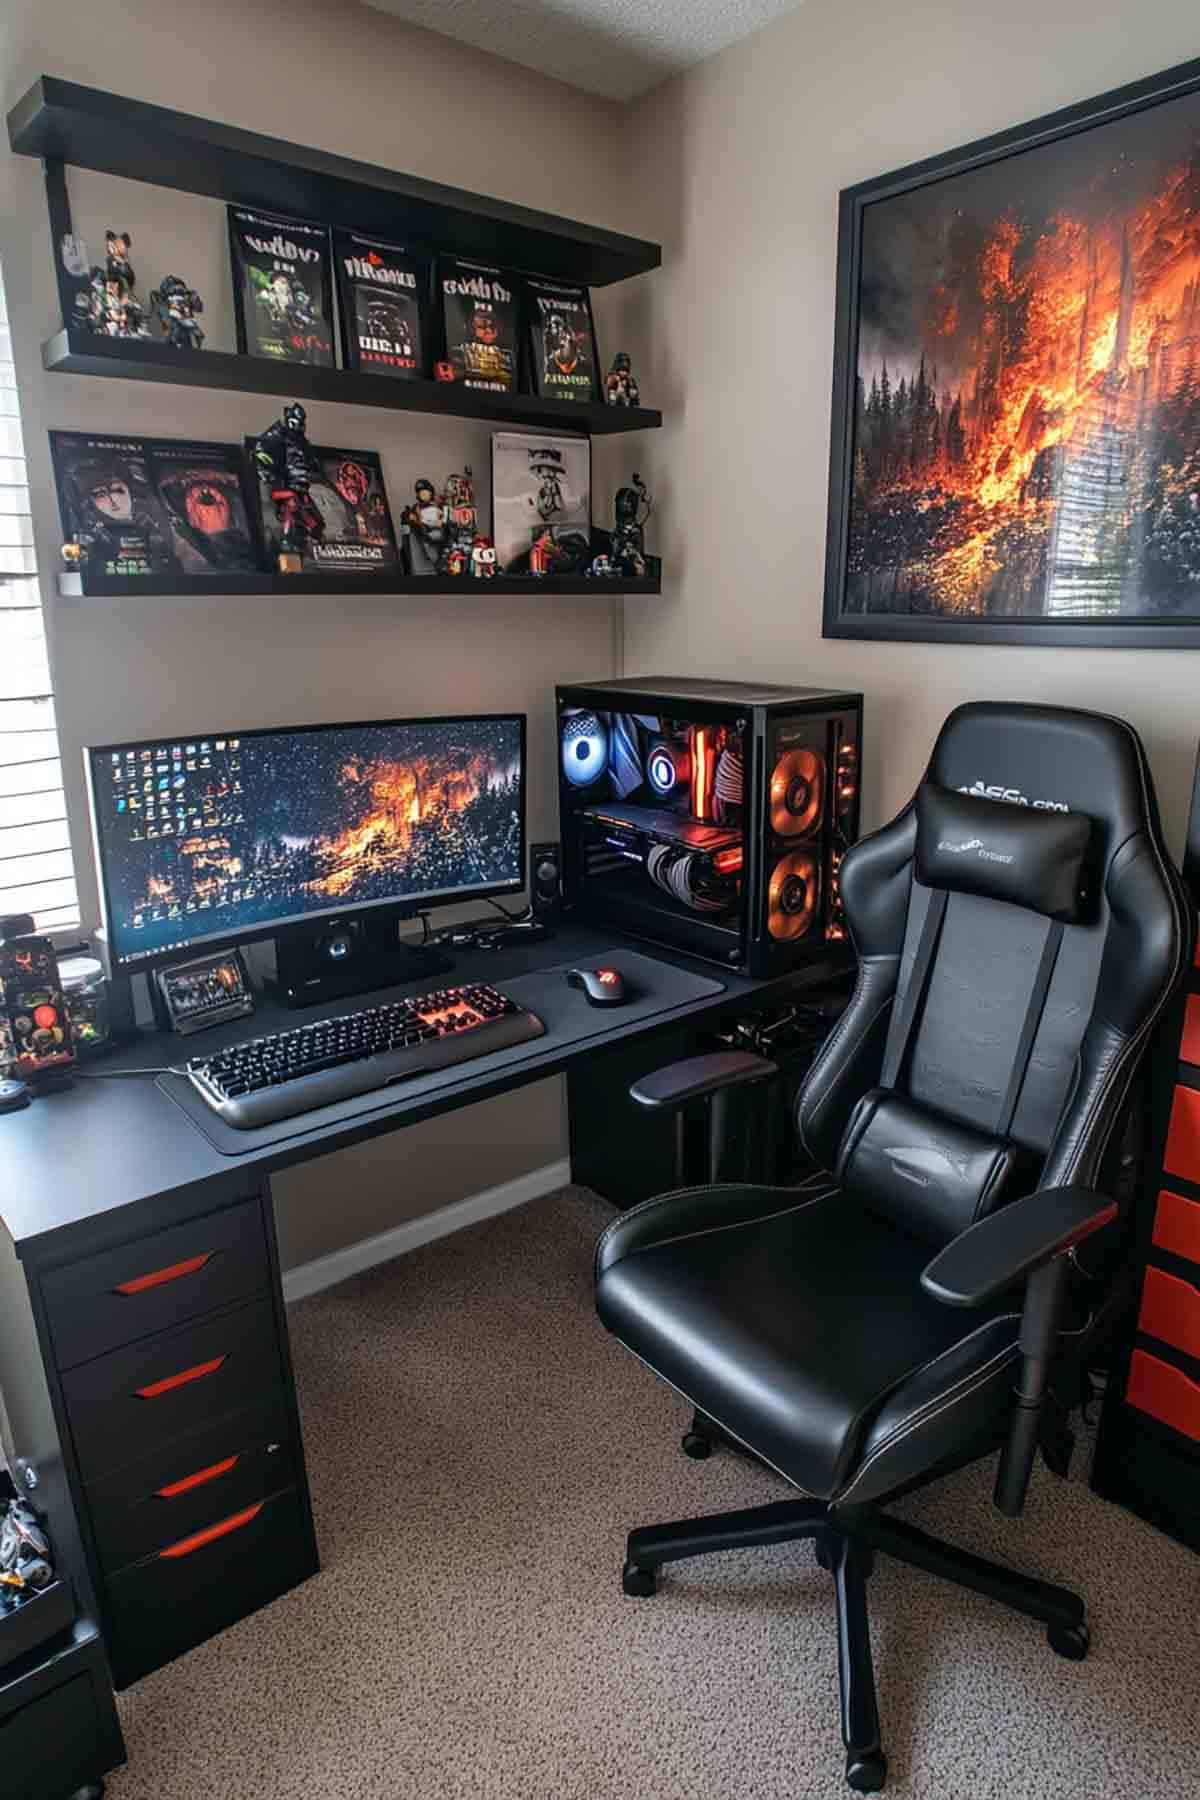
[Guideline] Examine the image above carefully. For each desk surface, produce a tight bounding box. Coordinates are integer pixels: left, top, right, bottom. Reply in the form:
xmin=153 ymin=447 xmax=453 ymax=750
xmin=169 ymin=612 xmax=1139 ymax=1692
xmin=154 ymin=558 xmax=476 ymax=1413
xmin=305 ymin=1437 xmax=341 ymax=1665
xmin=0 ymin=925 xmax=846 ymax=1258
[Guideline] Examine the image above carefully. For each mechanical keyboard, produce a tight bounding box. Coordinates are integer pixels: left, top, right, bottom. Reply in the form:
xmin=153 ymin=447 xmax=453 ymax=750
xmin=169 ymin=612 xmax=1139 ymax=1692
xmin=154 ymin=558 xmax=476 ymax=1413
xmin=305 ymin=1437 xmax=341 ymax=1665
xmin=185 ymin=983 xmax=545 ymax=1130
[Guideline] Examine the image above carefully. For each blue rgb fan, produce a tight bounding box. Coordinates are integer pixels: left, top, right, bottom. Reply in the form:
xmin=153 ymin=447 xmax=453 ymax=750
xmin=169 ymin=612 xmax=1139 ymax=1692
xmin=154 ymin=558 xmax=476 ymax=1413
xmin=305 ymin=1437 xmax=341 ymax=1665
xmin=561 ymin=710 xmax=608 ymax=787
xmin=646 ymin=736 xmax=689 ymax=796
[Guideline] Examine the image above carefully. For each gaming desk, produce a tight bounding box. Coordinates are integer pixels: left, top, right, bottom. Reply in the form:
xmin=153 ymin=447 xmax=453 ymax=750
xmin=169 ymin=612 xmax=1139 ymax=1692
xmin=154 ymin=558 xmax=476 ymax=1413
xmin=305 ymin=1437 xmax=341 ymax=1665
xmin=0 ymin=924 xmax=845 ymax=1742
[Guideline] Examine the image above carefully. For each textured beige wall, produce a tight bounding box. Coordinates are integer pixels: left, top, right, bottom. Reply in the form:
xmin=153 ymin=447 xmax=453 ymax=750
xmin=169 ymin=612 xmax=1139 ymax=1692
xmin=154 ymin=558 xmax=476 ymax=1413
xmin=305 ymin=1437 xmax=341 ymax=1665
xmin=614 ymin=0 xmax=1200 ymax=848
xmin=0 ymin=0 xmax=627 ymax=1268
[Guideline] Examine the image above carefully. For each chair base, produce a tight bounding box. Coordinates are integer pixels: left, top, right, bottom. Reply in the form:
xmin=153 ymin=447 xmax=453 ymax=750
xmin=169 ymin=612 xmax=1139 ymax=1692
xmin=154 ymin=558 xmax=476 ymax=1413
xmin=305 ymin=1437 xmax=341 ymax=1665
xmin=621 ymin=1496 xmax=1087 ymax=1791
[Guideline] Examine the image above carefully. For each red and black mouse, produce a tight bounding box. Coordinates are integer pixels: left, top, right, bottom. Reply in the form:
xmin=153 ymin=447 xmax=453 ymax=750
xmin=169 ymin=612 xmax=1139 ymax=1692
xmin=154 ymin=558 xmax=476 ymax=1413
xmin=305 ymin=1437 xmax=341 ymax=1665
xmin=566 ymin=966 xmax=627 ymax=1007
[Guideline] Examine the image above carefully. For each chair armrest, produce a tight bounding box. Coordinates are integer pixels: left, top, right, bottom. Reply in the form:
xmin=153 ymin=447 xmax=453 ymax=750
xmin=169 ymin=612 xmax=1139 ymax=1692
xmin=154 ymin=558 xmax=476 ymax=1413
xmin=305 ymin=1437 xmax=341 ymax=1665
xmin=629 ymin=1051 xmax=779 ymax=1111
xmin=921 ymin=1186 xmax=1117 ymax=1308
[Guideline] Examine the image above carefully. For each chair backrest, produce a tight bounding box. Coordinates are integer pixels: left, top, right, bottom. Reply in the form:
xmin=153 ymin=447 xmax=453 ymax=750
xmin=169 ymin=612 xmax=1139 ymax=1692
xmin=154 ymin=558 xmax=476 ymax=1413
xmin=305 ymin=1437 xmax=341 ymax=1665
xmin=797 ymin=704 xmax=1191 ymax=1241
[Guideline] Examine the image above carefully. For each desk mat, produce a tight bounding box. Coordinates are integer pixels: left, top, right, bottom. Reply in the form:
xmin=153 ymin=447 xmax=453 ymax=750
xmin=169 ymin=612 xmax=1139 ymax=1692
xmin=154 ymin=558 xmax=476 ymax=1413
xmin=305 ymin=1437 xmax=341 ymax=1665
xmin=157 ymin=949 xmax=724 ymax=1157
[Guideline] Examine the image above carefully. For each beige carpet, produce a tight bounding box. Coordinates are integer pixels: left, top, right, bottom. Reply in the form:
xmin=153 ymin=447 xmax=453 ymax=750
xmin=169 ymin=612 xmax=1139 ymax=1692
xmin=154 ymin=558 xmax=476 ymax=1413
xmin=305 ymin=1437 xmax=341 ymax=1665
xmin=110 ymin=1187 xmax=1200 ymax=1800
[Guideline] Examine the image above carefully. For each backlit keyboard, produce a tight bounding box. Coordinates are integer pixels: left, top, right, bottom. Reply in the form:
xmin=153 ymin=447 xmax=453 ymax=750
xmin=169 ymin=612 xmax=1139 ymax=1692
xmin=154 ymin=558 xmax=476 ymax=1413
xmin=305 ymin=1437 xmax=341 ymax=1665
xmin=186 ymin=983 xmax=545 ymax=1130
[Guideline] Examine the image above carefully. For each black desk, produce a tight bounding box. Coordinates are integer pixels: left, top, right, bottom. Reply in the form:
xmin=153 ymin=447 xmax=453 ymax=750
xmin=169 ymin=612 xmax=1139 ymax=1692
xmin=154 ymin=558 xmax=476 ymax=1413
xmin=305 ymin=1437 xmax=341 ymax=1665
xmin=0 ymin=924 xmax=842 ymax=1733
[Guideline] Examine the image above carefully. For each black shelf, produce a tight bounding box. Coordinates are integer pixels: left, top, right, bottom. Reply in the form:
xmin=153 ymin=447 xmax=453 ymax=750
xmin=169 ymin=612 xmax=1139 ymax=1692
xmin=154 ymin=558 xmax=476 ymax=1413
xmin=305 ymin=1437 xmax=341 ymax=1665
xmin=58 ymin=568 xmax=660 ymax=599
xmin=8 ymin=76 xmax=661 ymax=287
xmin=41 ymin=328 xmax=662 ymax=435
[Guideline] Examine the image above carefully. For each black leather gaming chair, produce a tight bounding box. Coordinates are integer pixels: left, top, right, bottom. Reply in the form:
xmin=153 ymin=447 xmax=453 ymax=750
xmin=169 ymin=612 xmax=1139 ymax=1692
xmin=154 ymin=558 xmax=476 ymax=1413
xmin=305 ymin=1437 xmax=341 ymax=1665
xmin=595 ymin=703 xmax=1191 ymax=1791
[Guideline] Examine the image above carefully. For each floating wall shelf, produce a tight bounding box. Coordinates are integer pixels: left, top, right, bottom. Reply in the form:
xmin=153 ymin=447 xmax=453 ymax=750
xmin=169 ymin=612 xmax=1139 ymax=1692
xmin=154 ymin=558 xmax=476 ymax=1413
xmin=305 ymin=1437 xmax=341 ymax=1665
xmin=58 ymin=569 xmax=661 ymax=600
xmin=40 ymin=329 xmax=662 ymax=435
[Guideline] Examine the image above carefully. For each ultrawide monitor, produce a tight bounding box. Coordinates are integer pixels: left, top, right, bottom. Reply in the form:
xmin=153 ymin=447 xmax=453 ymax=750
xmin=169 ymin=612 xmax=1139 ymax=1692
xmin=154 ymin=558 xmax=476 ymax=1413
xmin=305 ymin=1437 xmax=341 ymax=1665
xmin=86 ymin=713 xmax=526 ymax=969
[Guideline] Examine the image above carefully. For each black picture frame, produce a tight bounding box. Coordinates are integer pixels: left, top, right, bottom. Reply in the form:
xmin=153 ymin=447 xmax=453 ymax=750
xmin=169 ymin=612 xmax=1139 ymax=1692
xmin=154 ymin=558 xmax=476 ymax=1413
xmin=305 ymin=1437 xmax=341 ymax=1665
xmin=332 ymin=228 xmax=429 ymax=380
xmin=227 ymin=205 xmax=336 ymax=368
xmin=824 ymin=56 xmax=1200 ymax=647
xmin=244 ymin=438 xmax=400 ymax=574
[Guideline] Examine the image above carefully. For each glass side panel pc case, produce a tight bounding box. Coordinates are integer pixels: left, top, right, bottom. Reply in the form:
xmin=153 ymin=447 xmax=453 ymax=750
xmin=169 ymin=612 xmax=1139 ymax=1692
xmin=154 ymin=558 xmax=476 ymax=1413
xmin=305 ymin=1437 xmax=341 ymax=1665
xmin=83 ymin=715 xmax=526 ymax=973
xmin=555 ymin=679 xmax=863 ymax=976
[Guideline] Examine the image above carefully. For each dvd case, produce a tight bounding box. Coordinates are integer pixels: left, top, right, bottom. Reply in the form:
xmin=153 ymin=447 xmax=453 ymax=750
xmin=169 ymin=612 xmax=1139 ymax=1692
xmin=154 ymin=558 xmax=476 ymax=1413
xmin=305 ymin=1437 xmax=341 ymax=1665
xmin=439 ymin=257 xmax=519 ymax=392
xmin=50 ymin=432 xmax=175 ymax=579
xmin=247 ymin=441 xmax=400 ymax=573
xmin=524 ymin=277 xmax=599 ymax=403
xmin=228 ymin=207 xmax=335 ymax=366
xmin=334 ymin=230 xmax=426 ymax=378
xmin=149 ymin=442 xmax=259 ymax=574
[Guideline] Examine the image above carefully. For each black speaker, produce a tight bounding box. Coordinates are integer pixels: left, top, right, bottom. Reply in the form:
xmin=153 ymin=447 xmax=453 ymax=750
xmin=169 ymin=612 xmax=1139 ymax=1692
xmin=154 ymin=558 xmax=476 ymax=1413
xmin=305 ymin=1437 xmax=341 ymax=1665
xmin=271 ymin=907 xmax=451 ymax=1008
xmin=529 ymin=841 xmax=562 ymax=924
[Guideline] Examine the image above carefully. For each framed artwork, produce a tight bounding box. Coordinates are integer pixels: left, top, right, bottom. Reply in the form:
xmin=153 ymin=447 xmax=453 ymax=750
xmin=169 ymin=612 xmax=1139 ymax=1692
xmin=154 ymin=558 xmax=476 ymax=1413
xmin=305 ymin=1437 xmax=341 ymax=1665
xmin=491 ymin=431 xmax=591 ymax=575
xmin=824 ymin=57 xmax=1200 ymax=646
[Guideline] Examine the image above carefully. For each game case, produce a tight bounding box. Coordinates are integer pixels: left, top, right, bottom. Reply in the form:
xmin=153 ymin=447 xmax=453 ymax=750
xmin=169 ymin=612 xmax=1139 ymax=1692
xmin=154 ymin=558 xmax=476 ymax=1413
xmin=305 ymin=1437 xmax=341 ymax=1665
xmin=149 ymin=441 xmax=259 ymax=575
xmin=50 ymin=431 xmax=175 ymax=579
xmin=334 ymin=229 xmax=426 ymax=378
xmin=228 ymin=206 xmax=335 ymax=366
xmin=246 ymin=439 xmax=400 ymax=573
xmin=491 ymin=431 xmax=591 ymax=575
xmin=439 ymin=257 xmax=519 ymax=392
xmin=524 ymin=277 xmax=599 ymax=403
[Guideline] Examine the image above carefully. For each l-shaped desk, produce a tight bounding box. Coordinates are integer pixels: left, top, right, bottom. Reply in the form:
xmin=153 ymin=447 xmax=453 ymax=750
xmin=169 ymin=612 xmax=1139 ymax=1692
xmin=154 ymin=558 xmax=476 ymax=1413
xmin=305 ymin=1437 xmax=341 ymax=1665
xmin=0 ymin=922 xmax=846 ymax=1791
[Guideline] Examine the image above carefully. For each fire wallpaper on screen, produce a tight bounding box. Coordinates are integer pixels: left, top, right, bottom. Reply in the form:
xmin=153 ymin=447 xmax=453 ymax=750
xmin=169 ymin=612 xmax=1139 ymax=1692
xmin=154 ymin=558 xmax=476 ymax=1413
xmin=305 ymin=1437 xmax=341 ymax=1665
xmin=93 ymin=719 xmax=523 ymax=964
xmin=849 ymin=88 xmax=1200 ymax=619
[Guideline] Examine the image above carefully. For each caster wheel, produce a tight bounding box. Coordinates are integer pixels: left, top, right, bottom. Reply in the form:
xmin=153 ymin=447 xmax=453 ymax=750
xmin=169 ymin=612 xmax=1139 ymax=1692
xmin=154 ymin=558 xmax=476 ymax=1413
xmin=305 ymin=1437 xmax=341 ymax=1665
xmin=1047 ymin=1620 xmax=1090 ymax=1661
xmin=72 ymin=1786 xmax=105 ymax=1800
xmin=681 ymin=1430 xmax=713 ymax=1460
xmin=622 ymin=1560 xmax=657 ymax=1598
xmin=814 ymin=1538 xmax=834 ymax=1571
xmin=846 ymin=1749 xmax=887 ymax=1792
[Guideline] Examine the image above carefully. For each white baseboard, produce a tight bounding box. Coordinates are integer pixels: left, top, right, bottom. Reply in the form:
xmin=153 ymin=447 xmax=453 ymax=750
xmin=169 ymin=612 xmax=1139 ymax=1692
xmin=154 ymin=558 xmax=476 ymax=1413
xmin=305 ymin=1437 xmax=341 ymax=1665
xmin=280 ymin=1157 xmax=572 ymax=1305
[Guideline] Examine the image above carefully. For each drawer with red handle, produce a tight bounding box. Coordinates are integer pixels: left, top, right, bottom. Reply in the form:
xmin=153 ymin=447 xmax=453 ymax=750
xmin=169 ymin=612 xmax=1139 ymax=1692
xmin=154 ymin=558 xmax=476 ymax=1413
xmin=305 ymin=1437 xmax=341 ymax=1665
xmin=62 ymin=1298 xmax=282 ymax=1483
xmin=1126 ymin=1347 xmax=1200 ymax=1444
xmin=42 ymin=1195 xmax=268 ymax=1369
xmin=87 ymin=1399 xmax=294 ymax=1571
xmin=1163 ymin=1083 xmax=1200 ymax=1187
xmin=1137 ymin=1264 xmax=1200 ymax=1362
xmin=104 ymin=1484 xmax=315 ymax=1689
xmin=1152 ymin=1187 xmax=1200 ymax=1267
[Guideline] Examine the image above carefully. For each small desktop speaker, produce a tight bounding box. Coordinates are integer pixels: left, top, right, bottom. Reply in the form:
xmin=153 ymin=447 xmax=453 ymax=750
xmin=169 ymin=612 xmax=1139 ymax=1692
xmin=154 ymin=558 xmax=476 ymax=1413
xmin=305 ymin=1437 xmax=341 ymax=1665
xmin=529 ymin=841 xmax=563 ymax=924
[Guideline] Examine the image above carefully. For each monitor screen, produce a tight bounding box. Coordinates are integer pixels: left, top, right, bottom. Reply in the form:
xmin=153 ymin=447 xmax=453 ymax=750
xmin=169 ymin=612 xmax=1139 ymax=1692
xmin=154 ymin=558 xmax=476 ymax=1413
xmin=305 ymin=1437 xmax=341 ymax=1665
xmin=86 ymin=714 xmax=526 ymax=969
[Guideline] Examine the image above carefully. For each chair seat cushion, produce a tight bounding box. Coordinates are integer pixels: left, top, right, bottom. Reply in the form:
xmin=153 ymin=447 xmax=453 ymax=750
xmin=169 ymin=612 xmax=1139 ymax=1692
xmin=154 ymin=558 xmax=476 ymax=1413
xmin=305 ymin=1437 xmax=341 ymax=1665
xmin=595 ymin=1179 xmax=1021 ymax=1501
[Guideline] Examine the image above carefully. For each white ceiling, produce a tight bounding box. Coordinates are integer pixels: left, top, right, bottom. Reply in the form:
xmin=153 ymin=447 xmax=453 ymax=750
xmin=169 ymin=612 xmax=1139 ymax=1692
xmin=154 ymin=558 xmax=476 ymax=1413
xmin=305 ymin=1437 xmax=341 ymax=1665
xmin=362 ymin=0 xmax=806 ymax=101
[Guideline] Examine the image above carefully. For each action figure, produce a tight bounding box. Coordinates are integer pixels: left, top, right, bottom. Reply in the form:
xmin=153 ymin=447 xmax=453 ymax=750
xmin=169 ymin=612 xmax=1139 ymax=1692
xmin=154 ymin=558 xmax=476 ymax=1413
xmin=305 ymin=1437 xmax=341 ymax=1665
xmin=85 ymin=229 xmax=149 ymax=338
xmin=252 ymin=402 xmax=324 ymax=573
xmin=402 ymin=477 xmax=448 ymax=577
xmin=470 ymin=535 xmax=498 ymax=579
xmin=444 ymin=467 xmax=477 ymax=572
xmin=445 ymin=541 xmax=470 ymax=577
xmin=530 ymin=530 xmax=558 ymax=577
xmin=586 ymin=551 xmax=616 ymax=580
xmin=0 ymin=1497 xmax=54 ymax=1601
xmin=149 ymin=274 xmax=205 ymax=350
xmin=605 ymin=351 xmax=640 ymax=407
xmin=612 ymin=473 xmax=653 ymax=579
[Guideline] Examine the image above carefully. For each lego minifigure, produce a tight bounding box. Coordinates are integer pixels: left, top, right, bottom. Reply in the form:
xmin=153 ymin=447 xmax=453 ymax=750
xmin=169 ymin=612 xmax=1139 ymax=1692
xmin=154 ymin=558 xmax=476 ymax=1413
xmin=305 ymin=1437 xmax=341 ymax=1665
xmin=149 ymin=274 xmax=205 ymax=350
xmin=605 ymin=352 xmax=641 ymax=407
xmin=471 ymin=535 xmax=498 ymax=579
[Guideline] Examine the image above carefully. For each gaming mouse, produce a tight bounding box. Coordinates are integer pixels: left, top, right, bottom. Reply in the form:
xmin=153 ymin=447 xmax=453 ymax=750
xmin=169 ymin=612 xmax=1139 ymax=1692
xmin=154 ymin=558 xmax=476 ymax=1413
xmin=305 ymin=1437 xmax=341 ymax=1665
xmin=566 ymin=966 xmax=627 ymax=1007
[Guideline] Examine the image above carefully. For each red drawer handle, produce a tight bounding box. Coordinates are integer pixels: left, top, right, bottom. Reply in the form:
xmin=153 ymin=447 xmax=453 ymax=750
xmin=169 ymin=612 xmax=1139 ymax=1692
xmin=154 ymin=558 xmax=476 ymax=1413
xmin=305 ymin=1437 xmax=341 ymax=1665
xmin=115 ymin=1253 xmax=213 ymax=1295
xmin=156 ymin=1455 xmax=240 ymax=1499
xmin=158 ymin=1502 xmax=264 ymax=1560
xmin=136 ymin=1355 xmax=227 ymax=1399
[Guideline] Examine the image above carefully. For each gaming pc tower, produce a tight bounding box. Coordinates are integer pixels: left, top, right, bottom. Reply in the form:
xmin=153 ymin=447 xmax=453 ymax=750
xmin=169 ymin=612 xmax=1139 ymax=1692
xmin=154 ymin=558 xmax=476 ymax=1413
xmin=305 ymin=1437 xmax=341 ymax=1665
xmin=555 ymin=678 xmax=863 ymax=976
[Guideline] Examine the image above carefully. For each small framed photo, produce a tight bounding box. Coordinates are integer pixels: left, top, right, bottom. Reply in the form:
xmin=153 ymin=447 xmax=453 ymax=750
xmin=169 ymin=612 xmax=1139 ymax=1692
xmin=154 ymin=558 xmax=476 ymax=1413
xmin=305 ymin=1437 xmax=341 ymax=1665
xmin=491 ymin=431 xmax=591 ymax=575
xmin=523 ymin=277 xmax=599 ymax=404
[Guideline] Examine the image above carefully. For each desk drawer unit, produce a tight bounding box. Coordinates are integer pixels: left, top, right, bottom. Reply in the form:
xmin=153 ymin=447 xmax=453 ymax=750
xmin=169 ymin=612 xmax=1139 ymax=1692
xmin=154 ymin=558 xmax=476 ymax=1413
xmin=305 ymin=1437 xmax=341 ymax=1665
xmin=42 ymin=1195 xmax=269 ymax=1369
xmin=62 ymin=1299 xmax=282 ymax=1483
xmin=1094 ymin=955 xmax=1200 ymax=1548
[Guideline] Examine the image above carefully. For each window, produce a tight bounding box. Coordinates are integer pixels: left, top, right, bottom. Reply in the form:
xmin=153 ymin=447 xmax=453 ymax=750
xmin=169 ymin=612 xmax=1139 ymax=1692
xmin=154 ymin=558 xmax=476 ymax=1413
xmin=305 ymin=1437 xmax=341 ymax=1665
xmin=0 ymin=268 xmax=80 ymax=931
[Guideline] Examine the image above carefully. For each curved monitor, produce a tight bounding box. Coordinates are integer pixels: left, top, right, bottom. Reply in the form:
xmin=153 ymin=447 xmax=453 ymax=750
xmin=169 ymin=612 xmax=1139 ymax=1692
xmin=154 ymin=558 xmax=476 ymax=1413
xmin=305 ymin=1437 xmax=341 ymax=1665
xmin=86 ymin=713 xmax=526 ymax=970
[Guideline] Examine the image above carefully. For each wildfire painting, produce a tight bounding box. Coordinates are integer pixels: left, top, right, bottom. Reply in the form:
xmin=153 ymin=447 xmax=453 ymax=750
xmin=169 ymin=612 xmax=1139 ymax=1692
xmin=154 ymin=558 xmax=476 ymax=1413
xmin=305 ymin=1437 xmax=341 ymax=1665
xmin=824 ymin=60 xmax=1200 ymax=645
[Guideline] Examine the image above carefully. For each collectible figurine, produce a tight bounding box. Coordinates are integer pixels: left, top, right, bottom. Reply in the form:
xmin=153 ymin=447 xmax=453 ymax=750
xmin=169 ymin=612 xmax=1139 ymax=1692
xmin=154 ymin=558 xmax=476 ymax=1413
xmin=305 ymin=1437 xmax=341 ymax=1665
xmin=444 ymin=467 xmax=477 ymax=573
xmin=434 ymin=360 xmax=456 ymax=382
xmin=529 ymin=529 xmax=558 ymax=577
xmin=149 ymin=274 xmax=205 ymax=350
xmin=470 ymin=534 xmax=498 ymax=579
xmin=605 ymin=351 xmax=641 ymax=407
xmin=612 ymin=472 xmax=653 ymax=578
xmin=445 ymin=541 xmax=470 ymax=577
xmin=252 ymin=402 xmax=324 ymax=573
xmin=402 ymin=477 xmax=449 ymax=577
xmin=85 ymin=229 xmax=149 ymax=338
xmin=586 ymin=552 xmax=616 ymax=580
xmin=0 ymin=1498 xmax=54 ymax=1595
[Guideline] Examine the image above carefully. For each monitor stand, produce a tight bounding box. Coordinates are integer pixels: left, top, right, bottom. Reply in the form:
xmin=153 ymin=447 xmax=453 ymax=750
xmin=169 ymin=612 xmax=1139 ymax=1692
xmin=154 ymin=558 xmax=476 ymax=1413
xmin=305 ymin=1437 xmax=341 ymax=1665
xmin=271 ymin=913 xmax=453 ymax=1010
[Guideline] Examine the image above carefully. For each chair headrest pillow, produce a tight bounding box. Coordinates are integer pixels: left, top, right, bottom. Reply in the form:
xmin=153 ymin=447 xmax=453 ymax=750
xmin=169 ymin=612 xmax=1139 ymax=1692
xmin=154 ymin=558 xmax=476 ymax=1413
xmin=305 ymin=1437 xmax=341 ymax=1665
xmin=915 ymin=782 xmax=1093 ymax=922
